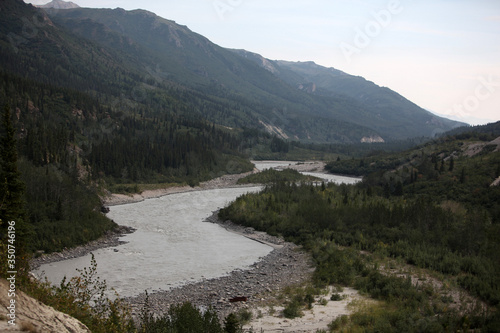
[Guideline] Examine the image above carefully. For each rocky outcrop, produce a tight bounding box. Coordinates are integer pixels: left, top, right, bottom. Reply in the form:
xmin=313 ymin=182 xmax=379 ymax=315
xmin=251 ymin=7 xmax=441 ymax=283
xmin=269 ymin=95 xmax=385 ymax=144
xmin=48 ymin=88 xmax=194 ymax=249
xmin=491 ymin=177 xmax=500 ymax=187
xmin=361 ymin=135 xmax=385 ymax=143
xmin=0 ymin=279 xmax=90 ymax=333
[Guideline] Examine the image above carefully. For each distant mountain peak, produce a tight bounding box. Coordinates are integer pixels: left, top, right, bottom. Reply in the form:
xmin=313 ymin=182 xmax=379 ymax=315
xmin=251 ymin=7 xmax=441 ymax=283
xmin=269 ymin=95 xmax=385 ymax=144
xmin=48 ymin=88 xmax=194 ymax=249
xmin=37 ymin=0 xmax=80 ymax=9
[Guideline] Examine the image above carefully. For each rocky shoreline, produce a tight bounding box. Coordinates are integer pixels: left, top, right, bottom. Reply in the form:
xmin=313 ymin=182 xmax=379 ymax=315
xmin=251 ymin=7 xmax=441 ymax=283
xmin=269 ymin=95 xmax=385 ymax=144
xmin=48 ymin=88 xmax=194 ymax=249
xmin=125 ymin=212 xmax=314 ymax=319
xmin=30 ymin=225 xmax=136 ymax=271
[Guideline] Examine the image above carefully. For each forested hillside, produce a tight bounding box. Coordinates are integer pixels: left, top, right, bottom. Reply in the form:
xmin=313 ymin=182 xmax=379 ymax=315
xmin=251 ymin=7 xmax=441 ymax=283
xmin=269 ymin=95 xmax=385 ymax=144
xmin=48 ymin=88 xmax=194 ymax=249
xmin=46 ymin=6 xmax=382 ymax=143
xmin=0 ymin=71 xmax=256 ymax=252
xmin=220 ymin=125 xmax=500 ymax=331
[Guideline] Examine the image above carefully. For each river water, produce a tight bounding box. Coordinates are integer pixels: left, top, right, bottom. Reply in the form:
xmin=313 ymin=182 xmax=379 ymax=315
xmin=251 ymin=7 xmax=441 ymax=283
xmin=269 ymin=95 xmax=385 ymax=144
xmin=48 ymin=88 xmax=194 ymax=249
xmin=252 ymin=161 xmax=361 ymax=185
xmin=34 ymin=187 xmax=271 ymax=298
xmin=34 ymin=162 xmax=360 ymax=298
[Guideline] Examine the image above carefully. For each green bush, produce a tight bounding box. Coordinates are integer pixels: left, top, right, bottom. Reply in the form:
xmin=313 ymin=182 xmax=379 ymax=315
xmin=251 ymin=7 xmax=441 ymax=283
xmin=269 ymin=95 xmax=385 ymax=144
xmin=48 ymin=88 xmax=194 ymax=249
xmin=330 ymin=293 xmax=343 ymax=301
xmin=328 ymin=315 xmax=349 ymax=330
xmin=139 ymin=301 xmax=224 ymax=333
xmin=25 ymin=254 xmax=135 ymax=333
xmin=283 ymin=300 xmax=303 ymax=319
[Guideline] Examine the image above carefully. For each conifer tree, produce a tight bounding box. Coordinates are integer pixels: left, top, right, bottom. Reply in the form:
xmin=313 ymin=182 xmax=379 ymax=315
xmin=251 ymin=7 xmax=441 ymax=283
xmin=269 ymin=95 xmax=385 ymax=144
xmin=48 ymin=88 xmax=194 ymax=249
xmin=449 ymin=156 xmax=454 ymax=172
xmin=223 ymin=313 xmax=241 ymax=333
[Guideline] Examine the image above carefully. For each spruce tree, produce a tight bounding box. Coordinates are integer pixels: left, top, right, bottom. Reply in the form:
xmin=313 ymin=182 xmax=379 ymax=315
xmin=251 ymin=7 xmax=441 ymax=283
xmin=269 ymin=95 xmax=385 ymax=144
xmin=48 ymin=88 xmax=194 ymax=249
xmin=460 ymin=167 xmax=466 ymax=184
xmin=394 ymin=181 xmax=404 ymax=196
xmin=449 ymin=156 xmax=454 ymax=172
xmin=223 ymin=313 xmax=241 ymax=333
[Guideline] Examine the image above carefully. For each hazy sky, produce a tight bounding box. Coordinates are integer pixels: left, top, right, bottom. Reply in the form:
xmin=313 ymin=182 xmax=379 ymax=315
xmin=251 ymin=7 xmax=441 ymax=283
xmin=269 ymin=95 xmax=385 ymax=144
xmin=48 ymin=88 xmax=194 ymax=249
xmin=26 ymin=0 xmax=500 ymax=125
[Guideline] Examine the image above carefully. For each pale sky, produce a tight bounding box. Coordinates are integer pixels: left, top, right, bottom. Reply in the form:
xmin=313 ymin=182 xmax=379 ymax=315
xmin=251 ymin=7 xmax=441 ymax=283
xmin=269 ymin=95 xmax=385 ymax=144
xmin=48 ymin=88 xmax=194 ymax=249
xmin=26 ymin=0 xmax=500 ymax=125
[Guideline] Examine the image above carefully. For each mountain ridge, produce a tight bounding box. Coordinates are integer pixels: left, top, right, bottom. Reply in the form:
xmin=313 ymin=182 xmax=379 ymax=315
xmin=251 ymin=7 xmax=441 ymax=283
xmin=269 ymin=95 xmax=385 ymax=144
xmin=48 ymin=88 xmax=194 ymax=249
xmin=4 ymin=0 xmax=464 ymax=143
xmin=231 ymin=49 xmax=465 ymax=139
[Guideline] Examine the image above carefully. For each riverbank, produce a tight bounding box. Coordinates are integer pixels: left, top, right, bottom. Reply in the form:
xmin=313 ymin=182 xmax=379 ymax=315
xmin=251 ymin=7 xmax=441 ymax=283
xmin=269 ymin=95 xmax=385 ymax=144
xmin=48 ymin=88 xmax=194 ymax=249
xmin=102 ymin=171 xmax=257 ymax=206
xmin=30 ymin=225 xmax=136 ymax=271
xmin=125 ymin=212 xmax=315 ymax=319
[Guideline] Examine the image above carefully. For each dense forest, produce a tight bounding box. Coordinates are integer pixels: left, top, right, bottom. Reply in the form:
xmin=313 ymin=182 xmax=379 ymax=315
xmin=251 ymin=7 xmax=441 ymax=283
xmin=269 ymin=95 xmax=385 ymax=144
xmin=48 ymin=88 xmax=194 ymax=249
xmin=220 ymin=127 xmax=500 ymax=331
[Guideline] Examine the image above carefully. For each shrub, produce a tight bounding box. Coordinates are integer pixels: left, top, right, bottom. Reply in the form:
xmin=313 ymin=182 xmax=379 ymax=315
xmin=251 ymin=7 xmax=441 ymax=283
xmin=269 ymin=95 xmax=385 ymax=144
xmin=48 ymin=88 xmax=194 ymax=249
xmin=319 ymin=298 xmax=328 ymax=306
xmin=25 ymin=254 xmax=135 ymax=333
xmin=283 ymin=300 xmax=303 ymax=319
xmin=236 ymin=309 xmax=253 ymax=324
xmin=140 ymin=301 xmax=224 ymax=333
xmin=328 ymin=315 xmax=349 ymax=331
xmin=223 ymin=313 xmax=241 ymax=333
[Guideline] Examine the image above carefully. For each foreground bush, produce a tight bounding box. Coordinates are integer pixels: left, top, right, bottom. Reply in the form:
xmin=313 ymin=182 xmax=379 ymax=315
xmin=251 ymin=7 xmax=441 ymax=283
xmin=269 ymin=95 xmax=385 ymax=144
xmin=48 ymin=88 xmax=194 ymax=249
xmin=25 ymin=254 xmax=135 ymax=333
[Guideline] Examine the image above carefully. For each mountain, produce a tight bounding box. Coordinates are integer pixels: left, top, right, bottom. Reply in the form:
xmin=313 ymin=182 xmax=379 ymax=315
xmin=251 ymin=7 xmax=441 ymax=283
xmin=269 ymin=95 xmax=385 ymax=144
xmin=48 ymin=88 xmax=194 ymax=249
xmin=17 ymin=4 xmax=460 ymax=142
xmin=232 ymin=50 xmax=465 ymax=139
xmin=43 ymin=7 xmax=376 ymax=143
xmin=37 ymin=0 xmax=80 ymax=9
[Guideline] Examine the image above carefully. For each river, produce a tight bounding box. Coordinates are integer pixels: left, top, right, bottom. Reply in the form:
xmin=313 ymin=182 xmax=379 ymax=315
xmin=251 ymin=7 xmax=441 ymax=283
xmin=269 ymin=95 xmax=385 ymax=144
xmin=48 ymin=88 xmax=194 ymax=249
xmin=34 ymin=162 xmax=360 ymax=298
xmin=253 ymin=161 xmax=361 ymax=185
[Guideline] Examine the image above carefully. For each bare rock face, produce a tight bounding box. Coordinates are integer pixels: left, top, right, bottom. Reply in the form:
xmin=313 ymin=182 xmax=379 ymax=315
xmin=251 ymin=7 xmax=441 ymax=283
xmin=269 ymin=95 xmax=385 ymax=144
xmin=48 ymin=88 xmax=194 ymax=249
xmin=361 ymin=135 xmax=385 ymax=143
xmin=0 ymin=279 xmax=90 ymax=333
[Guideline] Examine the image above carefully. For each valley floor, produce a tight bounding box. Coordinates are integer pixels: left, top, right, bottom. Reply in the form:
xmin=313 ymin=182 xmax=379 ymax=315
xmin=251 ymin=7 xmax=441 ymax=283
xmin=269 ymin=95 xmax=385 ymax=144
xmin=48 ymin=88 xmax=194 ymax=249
xmin=102 ymin=161 xmax=327 ymax=206
xmin=29 ymin=160 xmax=492 ymax=332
